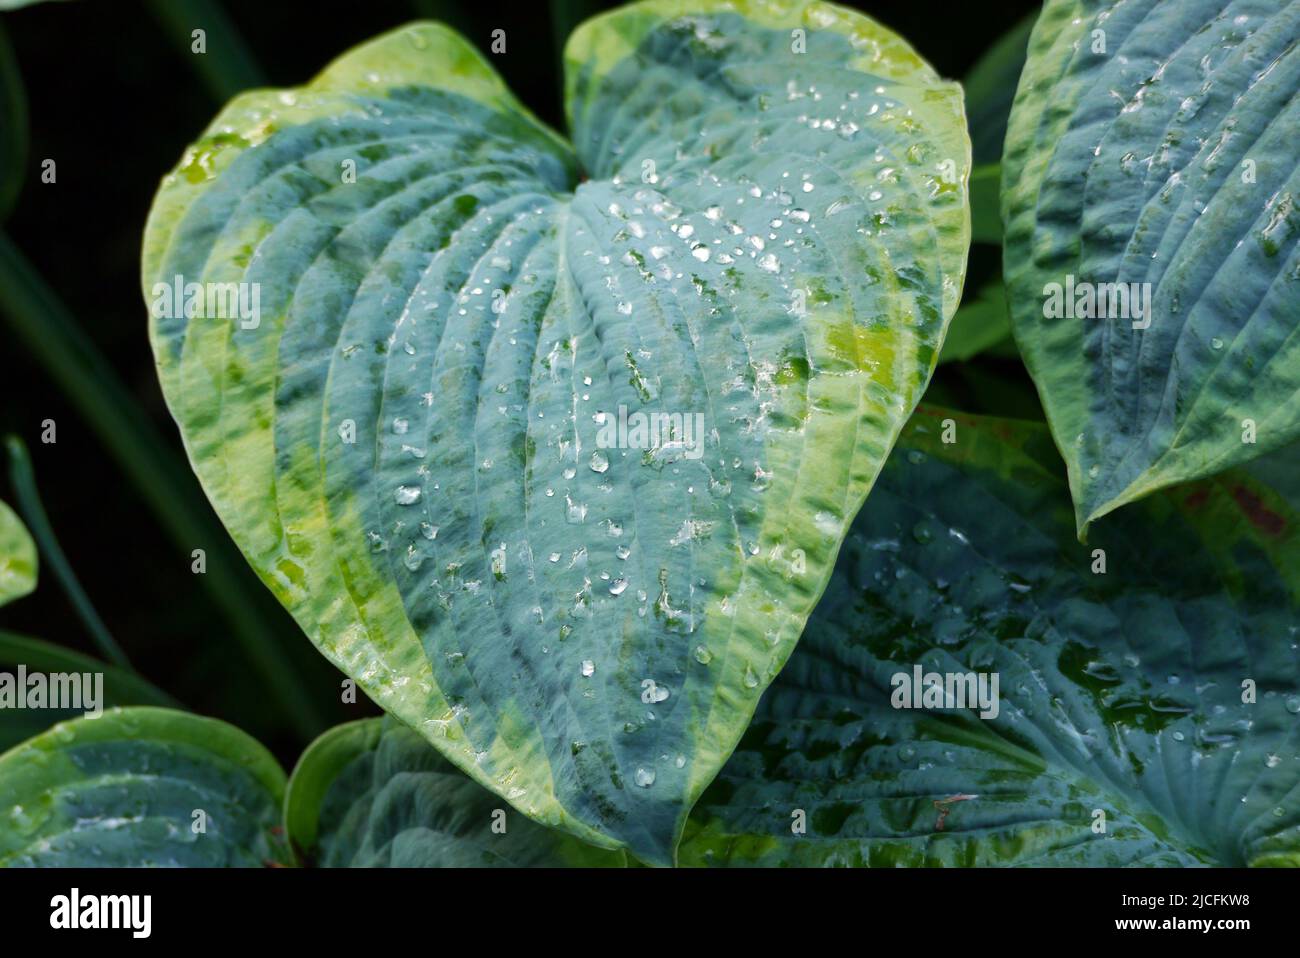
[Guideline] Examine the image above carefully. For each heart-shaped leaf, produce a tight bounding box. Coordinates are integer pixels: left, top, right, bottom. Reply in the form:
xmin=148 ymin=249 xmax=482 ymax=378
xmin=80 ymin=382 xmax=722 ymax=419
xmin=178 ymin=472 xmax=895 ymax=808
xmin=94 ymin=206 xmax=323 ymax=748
xmin=286 ymin=717 xmax=625 ymax=867
xmin=1002 ymin=0 xmax=1300 ymax=535
xmin=142 ymin=4 xmax=969 ymax=862
xmin=0 ymin=707 xmax=289 ymax=866
xmin=0 ymin=498 xmax=35 ymax=607
xmin=678 ymin=408 xmax=1300 ymax=866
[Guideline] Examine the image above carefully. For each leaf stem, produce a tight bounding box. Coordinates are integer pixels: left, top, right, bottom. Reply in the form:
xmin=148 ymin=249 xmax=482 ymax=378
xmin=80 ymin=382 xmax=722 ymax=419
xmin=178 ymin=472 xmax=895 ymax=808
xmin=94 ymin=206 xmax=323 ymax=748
xmin=4 ymin=435 xmax=132 ymax=671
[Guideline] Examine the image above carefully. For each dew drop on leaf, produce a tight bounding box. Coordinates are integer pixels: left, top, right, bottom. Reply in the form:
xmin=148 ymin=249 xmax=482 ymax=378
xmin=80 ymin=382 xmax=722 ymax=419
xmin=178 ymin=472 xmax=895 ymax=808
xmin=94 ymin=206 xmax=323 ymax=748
xmin=394 ymin=485 xmax=422 ymax=505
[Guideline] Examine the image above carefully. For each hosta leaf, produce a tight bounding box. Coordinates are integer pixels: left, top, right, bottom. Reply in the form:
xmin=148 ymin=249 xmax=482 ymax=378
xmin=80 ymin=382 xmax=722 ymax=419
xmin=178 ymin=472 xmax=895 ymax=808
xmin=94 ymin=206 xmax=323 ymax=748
xmin=286 ymin=717 xmax=625 ymax=867
xmin=0 ymin=629 xmax=177 ymax=750
xmin=0 ymin=498 xmax=36 ymax=606
xmin=679 ymin=408 xmax=1300 ymax=866
xmin=1003 ymin=0 xmax=1300 ymax=535
xmin=0 ymin=707 xmax=289 ymax=866
xmin=142 ymin=4 xmax=969 ymax=863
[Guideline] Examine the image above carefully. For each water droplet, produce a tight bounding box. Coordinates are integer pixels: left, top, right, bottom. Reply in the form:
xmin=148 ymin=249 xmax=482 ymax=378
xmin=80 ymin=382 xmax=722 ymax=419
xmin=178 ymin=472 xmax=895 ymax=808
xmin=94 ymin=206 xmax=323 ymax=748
xmin=394 ymin=485 xmax=422 ymax=505
xmin=640 ymin=678 xmax=670 ymax=703
xmin=694 ymin=645 xmax=713 ymax=665
xmin=590 ymin=451 xmax=609 ymax=473
xmin=581 ymin=660 xmax=595 ymax=677
xmin=635 ymin=767 xmax=656 ymax=787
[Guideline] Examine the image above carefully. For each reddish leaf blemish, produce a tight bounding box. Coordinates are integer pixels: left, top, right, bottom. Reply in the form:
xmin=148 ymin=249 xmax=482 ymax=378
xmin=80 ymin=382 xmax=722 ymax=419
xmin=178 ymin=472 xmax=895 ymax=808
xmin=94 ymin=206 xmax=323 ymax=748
xmin=932 ymin=793 xmax=977 ymax=831
xmin=1231 ymin=485 xmax=1285 ymax=537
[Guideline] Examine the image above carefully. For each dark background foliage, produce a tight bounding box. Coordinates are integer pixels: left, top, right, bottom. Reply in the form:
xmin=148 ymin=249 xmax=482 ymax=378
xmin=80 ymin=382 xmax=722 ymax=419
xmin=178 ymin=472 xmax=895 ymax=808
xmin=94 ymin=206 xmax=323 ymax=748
xmin=0 ymin=0 xmax=1040 ymax=763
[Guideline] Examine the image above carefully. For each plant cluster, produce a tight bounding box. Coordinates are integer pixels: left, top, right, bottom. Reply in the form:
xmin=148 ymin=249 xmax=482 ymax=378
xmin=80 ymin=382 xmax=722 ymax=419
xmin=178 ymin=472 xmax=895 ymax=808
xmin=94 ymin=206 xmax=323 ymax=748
xmin=0 ymin=0 xmax=1297 ymax=868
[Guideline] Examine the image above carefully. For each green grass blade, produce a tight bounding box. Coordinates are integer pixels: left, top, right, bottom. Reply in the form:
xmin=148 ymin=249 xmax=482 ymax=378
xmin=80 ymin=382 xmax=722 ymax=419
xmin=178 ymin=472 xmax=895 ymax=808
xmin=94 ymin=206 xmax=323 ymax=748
xmin=0 ymin=627 xmax=179 ymax=707
xmin=0 ymin=21 xmax=27 ymax=221
xmin=0 ymin=231 xmax=329 ymax=738
xmin=144 ymin=0 xmax=265 ymax=102
xmin=4 ymin=435 xmax=130 ymax=669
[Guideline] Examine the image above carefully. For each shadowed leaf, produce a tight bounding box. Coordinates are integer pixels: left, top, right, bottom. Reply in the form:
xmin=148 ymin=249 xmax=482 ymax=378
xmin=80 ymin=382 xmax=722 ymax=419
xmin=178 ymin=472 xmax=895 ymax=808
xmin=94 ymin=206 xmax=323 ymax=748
xmin=0 ymin=707 xmax=289 ymax=866
xmin=679 ymin=408 xmax=1300 ymax=866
